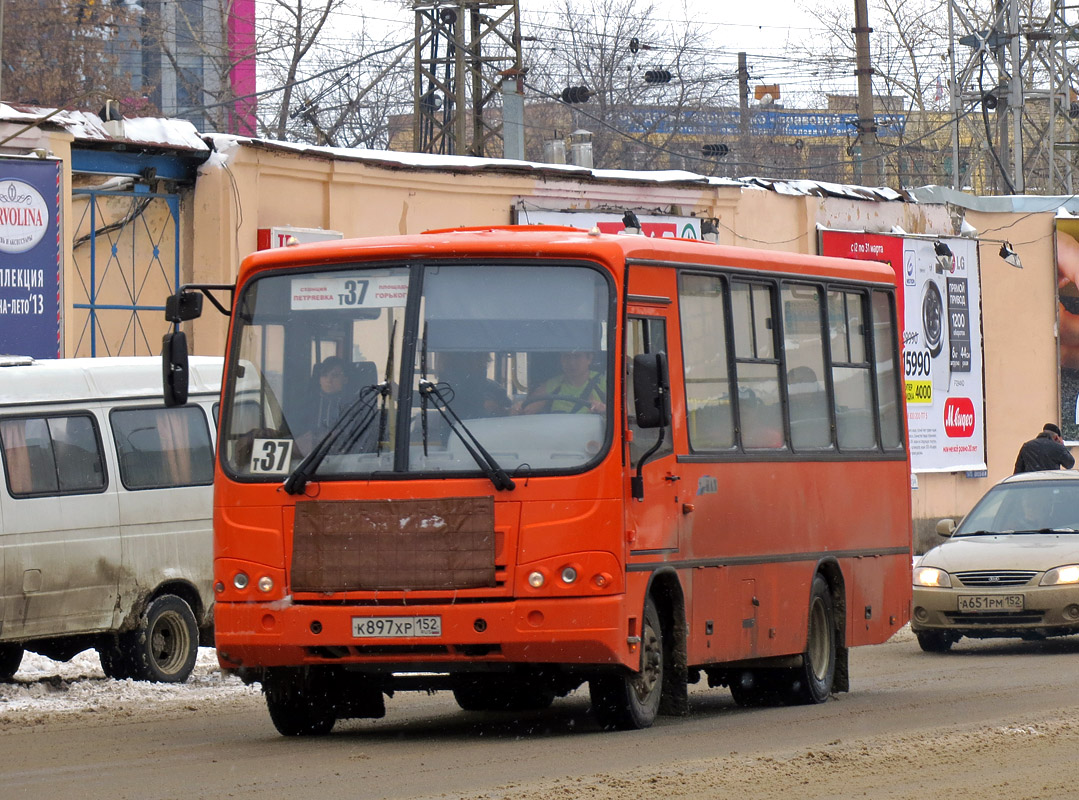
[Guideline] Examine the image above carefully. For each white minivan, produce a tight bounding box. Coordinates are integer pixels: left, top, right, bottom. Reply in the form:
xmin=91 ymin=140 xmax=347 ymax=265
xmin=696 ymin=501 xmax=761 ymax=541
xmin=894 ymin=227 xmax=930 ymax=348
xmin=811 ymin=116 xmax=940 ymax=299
xmin=0 ymin=355 xmax=222 ymax=683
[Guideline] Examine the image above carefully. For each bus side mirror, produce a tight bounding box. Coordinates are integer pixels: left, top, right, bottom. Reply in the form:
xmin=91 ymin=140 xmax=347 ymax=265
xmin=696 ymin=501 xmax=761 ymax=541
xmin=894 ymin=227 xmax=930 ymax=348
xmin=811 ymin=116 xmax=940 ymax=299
xmin=165 ymin=291 xmax=203 ymax=323
xmin=162 ymin=330 xmax=189 ymax=407
xmin=633 ymin=352 xmax=671 ymax=429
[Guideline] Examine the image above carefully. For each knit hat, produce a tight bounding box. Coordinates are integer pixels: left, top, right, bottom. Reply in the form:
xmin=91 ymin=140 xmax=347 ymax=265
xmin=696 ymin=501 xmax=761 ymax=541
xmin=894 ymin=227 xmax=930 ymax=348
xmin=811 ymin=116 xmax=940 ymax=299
xmin=1043 ymin=422 xmax=1063 ymax=437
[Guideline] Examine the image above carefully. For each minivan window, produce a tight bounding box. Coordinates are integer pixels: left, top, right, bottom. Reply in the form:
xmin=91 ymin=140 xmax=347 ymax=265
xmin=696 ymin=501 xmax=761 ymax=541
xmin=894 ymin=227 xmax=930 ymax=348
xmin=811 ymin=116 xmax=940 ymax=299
xmin=0 ymin=414 xmax=106 ymax=496
xmin=110 ymin=406 xmax=214 ymax=489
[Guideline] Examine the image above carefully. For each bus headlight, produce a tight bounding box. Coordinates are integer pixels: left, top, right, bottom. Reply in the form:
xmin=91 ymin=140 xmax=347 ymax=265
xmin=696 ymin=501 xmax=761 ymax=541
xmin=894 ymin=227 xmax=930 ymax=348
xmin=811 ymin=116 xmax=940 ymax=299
xmin=560 ymin=566 xmax=578 ymax=584
xmin=528 ymin=571 xmax=545 ymax=588
xmin=233 ymin=571 xmax=250 ymax=590
xmin=257 ymin=575 xmax=275 ymax=593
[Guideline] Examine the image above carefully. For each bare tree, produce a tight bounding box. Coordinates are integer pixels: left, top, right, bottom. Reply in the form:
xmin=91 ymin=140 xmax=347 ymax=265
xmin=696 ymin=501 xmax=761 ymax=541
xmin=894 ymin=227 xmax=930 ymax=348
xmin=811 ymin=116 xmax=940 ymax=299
xmin=522 ymin=0 xmax=737 ymax=172
xmin=1 ymin=0 xmax=148 ymax=111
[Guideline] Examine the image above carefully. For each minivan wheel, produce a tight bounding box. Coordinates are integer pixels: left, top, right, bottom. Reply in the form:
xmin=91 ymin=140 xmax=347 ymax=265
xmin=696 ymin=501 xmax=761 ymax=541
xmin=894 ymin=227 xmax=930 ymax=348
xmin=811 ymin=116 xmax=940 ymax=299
xmin=125 ymin=594 xmax=199 ymax=683
xmin=0 ymin=644 xmax=23 ymax=681
xmin=98 ymin=639 xmax=134 ymax=680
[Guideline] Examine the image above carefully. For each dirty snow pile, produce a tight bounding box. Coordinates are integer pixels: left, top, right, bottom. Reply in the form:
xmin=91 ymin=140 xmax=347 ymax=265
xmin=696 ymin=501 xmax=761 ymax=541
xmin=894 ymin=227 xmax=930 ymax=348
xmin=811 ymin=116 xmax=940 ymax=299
xmin=0 ymin=648 xmax=260 ymax=728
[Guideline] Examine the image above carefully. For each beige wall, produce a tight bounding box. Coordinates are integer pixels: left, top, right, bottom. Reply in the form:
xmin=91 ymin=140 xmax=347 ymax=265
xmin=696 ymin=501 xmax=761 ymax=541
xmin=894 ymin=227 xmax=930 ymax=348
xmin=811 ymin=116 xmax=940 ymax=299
xmin=188 ymin=141 xmax=1067 ymax=551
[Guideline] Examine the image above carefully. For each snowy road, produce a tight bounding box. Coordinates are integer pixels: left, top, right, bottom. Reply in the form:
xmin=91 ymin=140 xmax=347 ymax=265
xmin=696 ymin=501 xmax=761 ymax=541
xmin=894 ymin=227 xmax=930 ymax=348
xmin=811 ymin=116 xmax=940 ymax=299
xmin=4 ymin=627 xmax=1079 ymax=799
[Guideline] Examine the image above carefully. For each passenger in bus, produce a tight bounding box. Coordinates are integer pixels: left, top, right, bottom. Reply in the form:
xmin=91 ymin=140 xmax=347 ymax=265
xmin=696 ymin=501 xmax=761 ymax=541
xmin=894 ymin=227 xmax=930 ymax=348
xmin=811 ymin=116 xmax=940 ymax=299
xmin=296 ymin=356 xmax=362 ymax=455
xmin=787 ymin=365 xmax=830 ymax=448
xmin=436 ymin=351 xmax=510 ymax=420
xmin=516 ymin=350 xmax=607 ymax=414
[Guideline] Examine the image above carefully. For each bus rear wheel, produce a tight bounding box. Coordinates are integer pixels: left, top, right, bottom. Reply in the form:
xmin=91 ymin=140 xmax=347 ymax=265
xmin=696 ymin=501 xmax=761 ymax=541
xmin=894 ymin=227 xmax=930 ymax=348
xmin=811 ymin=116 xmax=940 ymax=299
xmin=590 ymin=598 xmax=664 ymax=730
xmin=264 ymin=668 xmax=336 ymax=736
xmin=787 ymin=575 xmax=837 ymax=705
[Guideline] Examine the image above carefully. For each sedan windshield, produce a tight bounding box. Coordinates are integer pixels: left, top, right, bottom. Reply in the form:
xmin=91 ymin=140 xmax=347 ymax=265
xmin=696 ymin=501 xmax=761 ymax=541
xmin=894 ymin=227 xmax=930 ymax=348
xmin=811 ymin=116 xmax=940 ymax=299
xmin=956 ymin=480 xmax=1079 ymax=535
xmin=219 ymin=261 xmax=613 ymax=483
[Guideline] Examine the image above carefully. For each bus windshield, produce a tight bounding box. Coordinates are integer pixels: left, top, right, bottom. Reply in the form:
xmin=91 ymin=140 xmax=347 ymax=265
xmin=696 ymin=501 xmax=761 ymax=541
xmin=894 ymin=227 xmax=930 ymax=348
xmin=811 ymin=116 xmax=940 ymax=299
xmin=220 ymin=261 xmax=613 ymax=481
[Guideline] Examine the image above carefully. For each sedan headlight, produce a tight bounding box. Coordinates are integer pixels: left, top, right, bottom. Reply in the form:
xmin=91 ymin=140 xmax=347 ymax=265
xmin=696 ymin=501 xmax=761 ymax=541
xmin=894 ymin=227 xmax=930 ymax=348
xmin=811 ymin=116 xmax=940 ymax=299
xmin=913 ymin=566 xmax=951 ymax=588
xmin=1041 ymin=564 xmax=1079 ymax=586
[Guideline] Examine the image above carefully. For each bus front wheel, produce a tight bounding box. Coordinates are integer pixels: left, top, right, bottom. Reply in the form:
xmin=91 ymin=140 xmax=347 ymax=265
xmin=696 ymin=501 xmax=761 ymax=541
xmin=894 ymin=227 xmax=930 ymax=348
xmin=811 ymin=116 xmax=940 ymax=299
xmin=590 ymin=598 xmax=664 ymax=730
xmin=264 ymin=669 xmax=336 ymax=736
xmin=787 ymin=575 xmax=837 ymax=705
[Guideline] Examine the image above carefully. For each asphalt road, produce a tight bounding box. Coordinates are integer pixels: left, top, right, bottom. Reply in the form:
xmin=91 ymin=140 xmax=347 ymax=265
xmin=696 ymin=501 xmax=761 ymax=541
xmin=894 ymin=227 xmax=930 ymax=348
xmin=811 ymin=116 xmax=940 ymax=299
xmin=6 ymin=628 xmax=1079 ymax=800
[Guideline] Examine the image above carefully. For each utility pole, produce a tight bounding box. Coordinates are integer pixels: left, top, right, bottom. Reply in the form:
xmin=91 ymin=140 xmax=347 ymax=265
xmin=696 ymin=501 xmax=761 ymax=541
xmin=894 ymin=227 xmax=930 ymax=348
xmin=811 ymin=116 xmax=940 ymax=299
xmin=412 ymin=0 xmax=522 ymax=156
xmin=852 ymin=0 xmax=883 ymax=186
xmin=738 ymin=52 xmax=750 ymax=162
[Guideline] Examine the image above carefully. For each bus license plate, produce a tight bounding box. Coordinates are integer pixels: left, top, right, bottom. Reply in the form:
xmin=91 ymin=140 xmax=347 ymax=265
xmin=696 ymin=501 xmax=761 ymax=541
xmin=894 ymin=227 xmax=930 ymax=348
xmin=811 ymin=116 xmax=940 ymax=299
xmin=958 ymin=595 xmax=1024 ymax=612
xmin=352 ymin=615 xmax=442 ymax=638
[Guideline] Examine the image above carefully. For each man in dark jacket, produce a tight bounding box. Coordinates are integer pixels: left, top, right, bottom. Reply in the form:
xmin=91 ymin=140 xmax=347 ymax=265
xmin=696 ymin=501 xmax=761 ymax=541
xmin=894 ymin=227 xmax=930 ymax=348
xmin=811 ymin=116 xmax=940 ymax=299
xmin=1013 ymin=423 xmax=1075 ymax=473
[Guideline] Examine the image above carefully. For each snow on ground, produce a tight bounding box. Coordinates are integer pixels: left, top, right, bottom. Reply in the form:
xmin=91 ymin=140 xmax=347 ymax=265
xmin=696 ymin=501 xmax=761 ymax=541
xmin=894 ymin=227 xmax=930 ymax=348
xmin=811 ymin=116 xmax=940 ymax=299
xmin=0 ymin=648 xmax=260 ymax=730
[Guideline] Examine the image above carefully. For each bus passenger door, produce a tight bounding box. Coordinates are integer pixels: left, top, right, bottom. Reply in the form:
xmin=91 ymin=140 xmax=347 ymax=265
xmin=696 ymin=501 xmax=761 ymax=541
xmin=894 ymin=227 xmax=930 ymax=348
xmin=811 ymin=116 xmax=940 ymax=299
xmin=625 ymin=313 xmax=682 ymax=556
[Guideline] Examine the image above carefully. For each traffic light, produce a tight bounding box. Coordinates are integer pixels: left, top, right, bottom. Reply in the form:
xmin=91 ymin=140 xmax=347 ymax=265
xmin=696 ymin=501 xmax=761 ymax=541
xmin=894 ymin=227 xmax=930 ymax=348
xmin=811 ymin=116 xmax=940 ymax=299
xmin=702 ymin=144 xmax=730 ymax=158
xmin=644 ymin=69 xmax=672 ymax=84
xmin=561 ymin=86 xmax=591 ymax=103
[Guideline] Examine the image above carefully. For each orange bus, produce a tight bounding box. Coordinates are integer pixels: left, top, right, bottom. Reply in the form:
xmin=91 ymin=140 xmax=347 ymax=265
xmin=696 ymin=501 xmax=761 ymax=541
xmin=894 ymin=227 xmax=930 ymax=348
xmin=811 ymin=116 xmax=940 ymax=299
xmin=164 ymin=225 xmax=912 ymax=735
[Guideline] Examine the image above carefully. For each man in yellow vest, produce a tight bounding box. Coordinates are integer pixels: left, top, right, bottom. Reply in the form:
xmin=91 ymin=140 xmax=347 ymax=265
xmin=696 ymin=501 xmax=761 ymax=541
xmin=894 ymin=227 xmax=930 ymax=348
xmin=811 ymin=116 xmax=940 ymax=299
xmin=517 ymin=351 xmax=607 ymax=414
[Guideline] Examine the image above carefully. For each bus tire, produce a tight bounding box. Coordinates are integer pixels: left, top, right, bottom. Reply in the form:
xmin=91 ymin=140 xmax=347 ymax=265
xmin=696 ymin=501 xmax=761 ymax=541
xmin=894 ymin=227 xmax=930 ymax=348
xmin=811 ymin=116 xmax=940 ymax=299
xmin=0 ymin=644 xmax=23 ymax=681
xmin=915 ymin=630 xmax=956 ymax=653
xmin=589 ymin=598 xmax=664 ymax=730
xmin=787 ymin=575 xmax=836 ymax=705
xmin=728 ymin=670 xmax=787 ymax=707
xmin=125 ymin=594 xmax=199 ymax=683
xmin=264 ymin=669 xmax=336 ymax=736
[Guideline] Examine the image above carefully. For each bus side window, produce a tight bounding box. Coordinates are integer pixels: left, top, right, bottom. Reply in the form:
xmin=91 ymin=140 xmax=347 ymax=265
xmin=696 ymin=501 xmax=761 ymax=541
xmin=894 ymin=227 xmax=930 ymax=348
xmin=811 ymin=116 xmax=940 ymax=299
xmin=679 ymin=273 xmax=734 ymax=450
xmin=781 ymin=283 xmax=832 ymax=450
xmin=871 ymin=290 xmax=904 ymax=449
xmin=731 ymin=280 xmax=785 ymax=450
xmin=828 ymin=289 xmax=876 ymax=449
xmin=626 ymin=317 xmax=672 ymax=466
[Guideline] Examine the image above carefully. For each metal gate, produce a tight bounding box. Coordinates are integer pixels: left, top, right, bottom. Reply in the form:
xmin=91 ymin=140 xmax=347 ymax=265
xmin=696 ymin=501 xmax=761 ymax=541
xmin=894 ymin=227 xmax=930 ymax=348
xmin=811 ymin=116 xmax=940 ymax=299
xmin=70 ymin=186 xmax=181 ymax=357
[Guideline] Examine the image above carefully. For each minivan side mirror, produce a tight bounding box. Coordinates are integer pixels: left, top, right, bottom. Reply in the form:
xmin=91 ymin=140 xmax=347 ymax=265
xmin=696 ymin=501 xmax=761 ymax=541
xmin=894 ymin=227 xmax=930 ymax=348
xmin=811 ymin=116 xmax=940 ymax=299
xmin=162 ymin=330 xmax=189 ymax=407
xmin=633 ymin=352 xmax=671 ymax=429
xmin=935 ymin=518 xmax=956 ymax=537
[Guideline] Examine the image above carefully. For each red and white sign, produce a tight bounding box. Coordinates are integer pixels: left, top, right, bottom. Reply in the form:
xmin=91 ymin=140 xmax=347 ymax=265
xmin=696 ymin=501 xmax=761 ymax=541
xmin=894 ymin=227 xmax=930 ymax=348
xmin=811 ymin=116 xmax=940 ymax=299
xmin=943 ymin=397 xmax=976 ymax=438
xmin=257 ymin=225 xmax=342 ymax=250
xmin=0 ymin=179 xmax=49 ymax=254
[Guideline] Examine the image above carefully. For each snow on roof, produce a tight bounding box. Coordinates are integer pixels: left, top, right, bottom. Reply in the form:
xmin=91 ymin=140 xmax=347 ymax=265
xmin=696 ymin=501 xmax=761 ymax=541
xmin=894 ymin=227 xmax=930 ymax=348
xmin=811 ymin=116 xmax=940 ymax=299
xmin=0 ymin=103 xmax=209 ymax=153
xmin=206 ymin=133 xmax=903 ymax=200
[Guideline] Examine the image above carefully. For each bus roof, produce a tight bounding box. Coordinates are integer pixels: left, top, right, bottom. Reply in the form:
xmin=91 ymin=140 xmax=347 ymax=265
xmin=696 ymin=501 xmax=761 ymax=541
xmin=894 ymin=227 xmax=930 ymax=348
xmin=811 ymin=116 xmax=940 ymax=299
xmin=237 ymin=226 xmax=898 ymax=287
xmin=0 ymin=356 xmax=223 ymax=407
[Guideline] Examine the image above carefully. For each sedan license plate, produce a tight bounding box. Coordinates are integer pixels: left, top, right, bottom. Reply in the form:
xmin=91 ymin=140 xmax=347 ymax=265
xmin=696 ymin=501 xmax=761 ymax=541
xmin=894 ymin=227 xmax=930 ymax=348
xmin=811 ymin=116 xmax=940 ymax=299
xmin=957 ymin=594 xmax=1024 ymax=612
xmin=352 ymin=615 xmax=441 ymax=638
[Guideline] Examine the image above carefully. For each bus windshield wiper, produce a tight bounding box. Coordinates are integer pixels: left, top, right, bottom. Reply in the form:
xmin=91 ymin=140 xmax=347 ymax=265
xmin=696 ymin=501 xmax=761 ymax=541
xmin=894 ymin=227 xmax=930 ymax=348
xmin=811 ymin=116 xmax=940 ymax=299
xmin=282 ymin=385 xmax=382 ymax=495
xmin=418 ymin=378 xmax=515 ymax=491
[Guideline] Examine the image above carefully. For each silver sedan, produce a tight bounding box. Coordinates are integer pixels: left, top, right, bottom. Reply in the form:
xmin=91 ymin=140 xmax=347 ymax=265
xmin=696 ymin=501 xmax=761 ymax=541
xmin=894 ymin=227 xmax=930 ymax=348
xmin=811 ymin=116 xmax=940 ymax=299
xmin=912 ymin=471 xmax=1079 ymax=652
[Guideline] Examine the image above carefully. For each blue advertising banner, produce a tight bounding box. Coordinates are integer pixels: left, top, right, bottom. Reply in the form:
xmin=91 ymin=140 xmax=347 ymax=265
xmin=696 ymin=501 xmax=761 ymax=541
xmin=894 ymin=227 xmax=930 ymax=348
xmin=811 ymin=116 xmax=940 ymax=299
xmin=0 ymin=159 xmax=61 ymax=358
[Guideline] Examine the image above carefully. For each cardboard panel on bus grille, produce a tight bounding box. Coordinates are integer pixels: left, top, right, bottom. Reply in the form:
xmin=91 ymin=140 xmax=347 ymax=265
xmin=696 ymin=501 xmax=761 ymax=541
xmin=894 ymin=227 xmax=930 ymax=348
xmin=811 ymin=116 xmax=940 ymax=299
xmin=291 ymin=496 xmax=496 ymax=592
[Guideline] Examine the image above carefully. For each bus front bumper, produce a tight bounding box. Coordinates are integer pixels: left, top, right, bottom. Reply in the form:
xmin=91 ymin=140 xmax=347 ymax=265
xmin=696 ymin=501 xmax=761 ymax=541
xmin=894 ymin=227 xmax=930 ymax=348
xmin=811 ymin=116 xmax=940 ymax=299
xmin=214 ymin=594 xmax=632 ymax=671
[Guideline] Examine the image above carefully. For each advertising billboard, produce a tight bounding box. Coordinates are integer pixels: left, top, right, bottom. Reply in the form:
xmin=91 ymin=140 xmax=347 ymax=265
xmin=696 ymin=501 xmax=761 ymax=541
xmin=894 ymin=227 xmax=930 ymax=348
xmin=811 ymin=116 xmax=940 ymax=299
xmin=517 ymin=209 xmax=705 ymax=240
xmin=0 ymin=159 xmax=61 ymax=359
xmin=821 ymin=230 xmax=986 ymax=473
xmin=1055 ymin=219 xmax=1079 ymax=441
